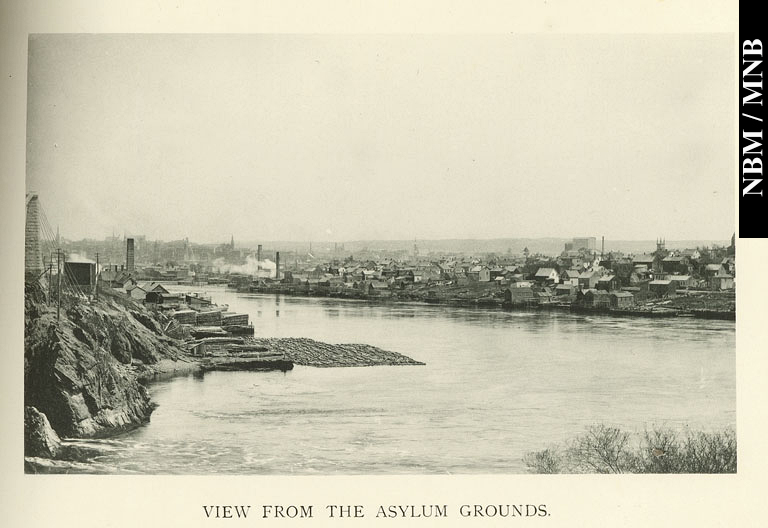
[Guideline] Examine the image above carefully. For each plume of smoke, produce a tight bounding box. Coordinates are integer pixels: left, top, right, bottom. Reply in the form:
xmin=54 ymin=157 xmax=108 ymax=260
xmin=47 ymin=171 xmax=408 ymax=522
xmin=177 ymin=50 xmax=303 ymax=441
xmin=213 ymin=255 xmax=276 ymax=277
xmin=66 ymin=252 xmax=95 ymax=263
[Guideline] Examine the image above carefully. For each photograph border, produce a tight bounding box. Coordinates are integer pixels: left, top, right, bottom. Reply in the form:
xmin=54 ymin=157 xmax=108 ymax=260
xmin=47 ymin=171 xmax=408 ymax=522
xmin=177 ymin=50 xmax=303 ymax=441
xmin=2 ymin=1 xmax=765 ymax=527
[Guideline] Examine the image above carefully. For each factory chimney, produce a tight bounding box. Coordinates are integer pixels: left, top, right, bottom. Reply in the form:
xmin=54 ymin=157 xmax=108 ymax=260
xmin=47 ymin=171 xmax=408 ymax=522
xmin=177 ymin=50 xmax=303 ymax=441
xmin=126 ymin=238 xmax=135 ymax=271
xmin=275 ymin=251 xmax=281 ymax=281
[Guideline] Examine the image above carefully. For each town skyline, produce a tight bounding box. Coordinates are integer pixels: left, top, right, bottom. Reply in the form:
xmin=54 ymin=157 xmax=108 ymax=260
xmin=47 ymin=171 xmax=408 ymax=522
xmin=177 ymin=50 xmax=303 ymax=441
xmin=51 ymin=227 xmax=731 ymax=254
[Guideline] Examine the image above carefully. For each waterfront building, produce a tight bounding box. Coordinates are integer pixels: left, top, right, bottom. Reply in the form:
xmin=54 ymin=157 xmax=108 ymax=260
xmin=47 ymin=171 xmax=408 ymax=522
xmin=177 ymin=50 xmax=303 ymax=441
xmin=649 ymin=279 xmax=676 ymax=298
xmin=583 ymin=289 xmax=611 ymax=308
xmin=504 ymin=286 xmax=536 ymax=304
xmin=554 ymin=283 xmax=577 ymax=296
xmin=610 ymin=291 xmax=635 ymax=308
xmin=364 ymin=280 xmax=391 ymax=297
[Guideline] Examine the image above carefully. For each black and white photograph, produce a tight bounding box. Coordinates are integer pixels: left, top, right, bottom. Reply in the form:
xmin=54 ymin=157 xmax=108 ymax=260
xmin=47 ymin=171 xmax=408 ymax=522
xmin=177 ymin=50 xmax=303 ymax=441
xmin=22 ymin=32 xmax=737 ymax=475
xmin=2 ymin=1 xmax=766 ymax=527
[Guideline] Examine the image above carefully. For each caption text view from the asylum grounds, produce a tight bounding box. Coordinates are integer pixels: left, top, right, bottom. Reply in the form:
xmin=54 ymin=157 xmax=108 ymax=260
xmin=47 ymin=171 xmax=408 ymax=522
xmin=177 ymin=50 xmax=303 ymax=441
xmin=24 ymin=34 xmax=735 ymax=474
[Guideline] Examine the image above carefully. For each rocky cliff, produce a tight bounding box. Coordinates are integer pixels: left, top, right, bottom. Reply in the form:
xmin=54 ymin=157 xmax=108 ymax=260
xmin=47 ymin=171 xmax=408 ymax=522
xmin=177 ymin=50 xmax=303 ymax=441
xmin=24 ymin=282 xmax=187 ymax=445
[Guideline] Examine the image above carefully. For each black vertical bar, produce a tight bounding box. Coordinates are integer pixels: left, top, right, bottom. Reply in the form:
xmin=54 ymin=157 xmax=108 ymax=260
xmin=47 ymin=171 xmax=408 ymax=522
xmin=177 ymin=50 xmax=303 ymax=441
xmin=739 ymin=16 xmax=765 ymax=237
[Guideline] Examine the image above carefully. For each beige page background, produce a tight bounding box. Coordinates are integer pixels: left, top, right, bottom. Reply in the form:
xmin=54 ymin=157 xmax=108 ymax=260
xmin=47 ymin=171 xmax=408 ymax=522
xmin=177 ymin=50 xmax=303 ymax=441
xmin=1 ymin=1 xmax=765 ymax=527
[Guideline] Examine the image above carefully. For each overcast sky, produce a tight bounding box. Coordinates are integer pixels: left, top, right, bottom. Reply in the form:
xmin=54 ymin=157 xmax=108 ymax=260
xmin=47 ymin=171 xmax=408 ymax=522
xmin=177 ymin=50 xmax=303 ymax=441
xmin=27 ymin=34 xmax=734 ymax=243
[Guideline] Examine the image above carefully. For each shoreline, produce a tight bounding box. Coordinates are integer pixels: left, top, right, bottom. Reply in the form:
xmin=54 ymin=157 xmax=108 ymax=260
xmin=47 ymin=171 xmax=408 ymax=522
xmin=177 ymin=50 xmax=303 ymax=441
xmin=225 ymin=286 xmax=736 ymax=321
xmin=23 ymin=280 xmax=425 ymax=468
xmin=135 ymin=357 xmax=203 ymax=382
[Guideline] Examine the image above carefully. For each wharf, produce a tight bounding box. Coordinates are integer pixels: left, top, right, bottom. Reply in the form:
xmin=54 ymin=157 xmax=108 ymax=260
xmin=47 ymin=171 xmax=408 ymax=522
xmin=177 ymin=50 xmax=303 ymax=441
xmin=200 ymin=354 xmax=294 ymax=372
xmin=190 ymin=336 xmax=293 ymax=372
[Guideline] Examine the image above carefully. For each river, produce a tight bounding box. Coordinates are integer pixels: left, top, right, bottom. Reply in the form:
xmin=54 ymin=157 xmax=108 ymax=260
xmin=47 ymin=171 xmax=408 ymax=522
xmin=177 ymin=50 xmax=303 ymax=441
xmin=72 ymin=286 xmax=735 ymax=474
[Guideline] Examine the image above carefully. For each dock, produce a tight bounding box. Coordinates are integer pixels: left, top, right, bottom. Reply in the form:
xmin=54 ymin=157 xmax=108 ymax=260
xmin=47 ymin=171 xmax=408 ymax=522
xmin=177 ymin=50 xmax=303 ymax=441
xmin=190 ymin=336 xmax=294 ymax=372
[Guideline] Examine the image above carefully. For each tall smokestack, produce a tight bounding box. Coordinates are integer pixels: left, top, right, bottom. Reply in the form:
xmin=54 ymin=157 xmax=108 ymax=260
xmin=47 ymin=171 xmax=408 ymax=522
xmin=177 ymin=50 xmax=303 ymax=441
xmin=601 ymin=236 xmax=604 ymax=259
xmin=275 ymin=251 xmax=280 ymax=280
xmin=126 ymin=238 xmax=135 ymax=272
xmin=257 ymin=244 xmax=262 ymax=264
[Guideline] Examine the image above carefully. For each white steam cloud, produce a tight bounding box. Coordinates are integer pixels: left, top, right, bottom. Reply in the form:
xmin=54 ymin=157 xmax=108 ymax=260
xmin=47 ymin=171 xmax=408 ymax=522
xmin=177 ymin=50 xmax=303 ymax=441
xmin=66 ymin=252 xmax=95 ymax=263
xmin=213 ymin=255 xmax=277 ymax=277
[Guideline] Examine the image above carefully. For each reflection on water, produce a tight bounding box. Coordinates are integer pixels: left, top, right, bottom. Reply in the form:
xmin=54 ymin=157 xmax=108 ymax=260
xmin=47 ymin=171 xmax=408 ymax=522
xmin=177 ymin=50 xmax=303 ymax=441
xmin=77 ymin=287 xmax=734 ymax=474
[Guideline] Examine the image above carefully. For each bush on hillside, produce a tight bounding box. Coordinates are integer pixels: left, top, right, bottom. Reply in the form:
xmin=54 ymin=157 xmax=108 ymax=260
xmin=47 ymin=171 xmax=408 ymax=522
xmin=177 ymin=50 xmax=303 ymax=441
xmin=524 ymin=424 xmax=736 ymax=474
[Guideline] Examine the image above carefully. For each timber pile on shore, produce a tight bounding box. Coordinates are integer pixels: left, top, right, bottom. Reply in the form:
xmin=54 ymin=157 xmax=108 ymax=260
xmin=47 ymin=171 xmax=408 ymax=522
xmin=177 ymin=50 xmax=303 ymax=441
xmin=249 ymin=337 xmax=425 ymax=367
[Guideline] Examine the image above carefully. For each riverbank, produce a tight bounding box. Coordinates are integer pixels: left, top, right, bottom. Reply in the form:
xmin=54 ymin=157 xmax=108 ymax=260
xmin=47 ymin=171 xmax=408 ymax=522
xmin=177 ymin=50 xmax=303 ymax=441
xmin=233 ymin=284 xmax=736 ymax=321
xmin=24 ymin=280 xmax=424 ymax=468
xmin=26 ymin=283 xmax=734 ymax=475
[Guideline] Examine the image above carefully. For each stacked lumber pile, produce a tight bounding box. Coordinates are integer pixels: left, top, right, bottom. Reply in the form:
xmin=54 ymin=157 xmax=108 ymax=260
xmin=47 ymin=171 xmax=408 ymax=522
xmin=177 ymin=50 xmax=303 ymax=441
xmin=221 ymin=312 xmax=249 ymax=326
xmin=195 ymin=310 xmax=222 ymax=326
xmin=171 ymin=309 xmax=196 ymax=325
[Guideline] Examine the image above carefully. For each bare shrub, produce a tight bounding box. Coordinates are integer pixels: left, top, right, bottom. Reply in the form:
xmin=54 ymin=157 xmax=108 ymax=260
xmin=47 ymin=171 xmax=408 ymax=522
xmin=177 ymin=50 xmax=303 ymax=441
xmin=680 ymin=429 xmax=737 ymax=473
xmin=522 ymin=448 xmax=563 ymax=474
xmin=524 ymin=425 xmax=736 ymax=474
xmin=564 ymin=424 xmax=637 ymax=473
xmin=636 ymin=427 xmax=684 ymax=473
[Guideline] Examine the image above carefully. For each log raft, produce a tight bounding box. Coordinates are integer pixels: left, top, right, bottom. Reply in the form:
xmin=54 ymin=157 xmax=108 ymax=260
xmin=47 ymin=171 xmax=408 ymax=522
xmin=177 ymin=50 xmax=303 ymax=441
xmin=189 ymin=336 xmax=424 ymax=371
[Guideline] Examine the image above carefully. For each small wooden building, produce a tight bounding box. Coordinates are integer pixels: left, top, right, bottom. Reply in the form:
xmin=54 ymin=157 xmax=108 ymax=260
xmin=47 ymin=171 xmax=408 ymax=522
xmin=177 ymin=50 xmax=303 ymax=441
xmin=583 ymin=289 xmax=611 ymax=308
xmin=610 ymin=291 xmax=635 ymax=309
xmin=596 ymin=274 xmax=619 ymax=291
xmin=504 ymin=286 xmax=536 ymax=304
xmin=649 ymin=279 xmax=676 ymax=298
xmin=534 ymin=267 xmax=560 ymax=285
xmin=578 ymin=270 xmax=600 ymax=290
xmin=364 ymin=280 xmax=391 ymax=297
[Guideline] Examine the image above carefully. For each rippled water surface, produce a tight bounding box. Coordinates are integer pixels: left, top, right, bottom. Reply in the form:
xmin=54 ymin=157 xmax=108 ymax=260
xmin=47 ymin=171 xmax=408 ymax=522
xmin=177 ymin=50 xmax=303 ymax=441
xmin=76 ymin=287 xmax=735 ymax=474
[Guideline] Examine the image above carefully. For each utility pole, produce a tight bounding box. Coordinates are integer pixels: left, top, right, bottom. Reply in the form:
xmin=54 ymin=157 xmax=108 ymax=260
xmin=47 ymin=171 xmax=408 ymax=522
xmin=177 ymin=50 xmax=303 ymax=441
xmin=95 ymin=252 xmax=100 ymax=301
xmin=47 ymin=254 xmax=53 ymax=305
xmin=56 ymin=249 xmax=61 ymax=321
